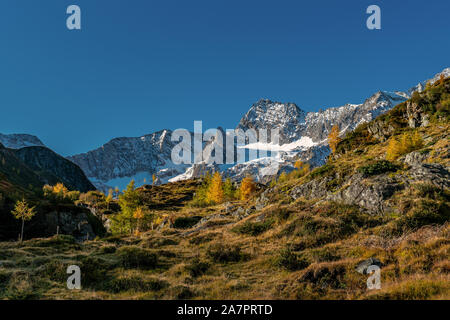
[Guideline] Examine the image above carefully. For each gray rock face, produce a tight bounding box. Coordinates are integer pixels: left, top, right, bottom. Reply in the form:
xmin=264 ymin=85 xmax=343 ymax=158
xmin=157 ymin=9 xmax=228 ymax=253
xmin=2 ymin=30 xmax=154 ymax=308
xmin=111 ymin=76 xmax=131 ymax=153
xmin=290 ymin=151 xmax=450 ymax=215
xmin=406 ymin=163 xmax=450 ymax=189
xmin=291 ymin=176 xmax=333 ymax=200
xmin=43 ymin=210 xmax=96 ymax=241
xmin=367 ymin=119 xmax=396 ymax=142
xmin=0 ymin=203 xmax=102 ymax=241
xmin=237 ymin=99 xmax=307 ymax=145
xmin=327 ymin=174 xmax=403 ymax=214
xmin=406 ymin=101 xmax=430 ymax=128
xmin=355 ymin=258 xmax=382 ymax=275
xmin=68 ymin=130 xmax=190 ymax=191
xmin=0 ymin=133 xmax=44 ymax=149
xmin=402 ymin=151 xmax=428 ymax=167
xmin=69 ymin=130 xmax=175 ymax=182
xmin=237 ymin=92 xmax=407 ymax=145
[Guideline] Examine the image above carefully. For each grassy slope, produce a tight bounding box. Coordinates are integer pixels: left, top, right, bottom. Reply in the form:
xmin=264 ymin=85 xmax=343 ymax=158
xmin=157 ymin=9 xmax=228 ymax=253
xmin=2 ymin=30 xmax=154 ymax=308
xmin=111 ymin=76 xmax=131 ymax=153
xmin=0 ymin=79 xmax=449 ymax=300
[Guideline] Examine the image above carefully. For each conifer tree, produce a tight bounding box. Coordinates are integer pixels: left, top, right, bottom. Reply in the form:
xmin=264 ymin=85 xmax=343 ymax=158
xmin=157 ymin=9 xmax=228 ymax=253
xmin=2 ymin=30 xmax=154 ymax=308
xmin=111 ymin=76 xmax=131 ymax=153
xmin=240 ymin=176 xmax=256 ymax=200
xmin=133 ymin=206 xmax=145 ymax=235
xmin=223 ymin=177 xmax=235 ymax=200
xmin=106 ymin=188 xmax=113 ymax=210
xmin=208 ymin=172 xmax=224 ymax=204
xmin=278 ymin=171 xmax=288 ymax=184
xmin=111 ymin=180 xmax=141 ymax=234
xmin=328 ymin=125 xmax=341 ymax=154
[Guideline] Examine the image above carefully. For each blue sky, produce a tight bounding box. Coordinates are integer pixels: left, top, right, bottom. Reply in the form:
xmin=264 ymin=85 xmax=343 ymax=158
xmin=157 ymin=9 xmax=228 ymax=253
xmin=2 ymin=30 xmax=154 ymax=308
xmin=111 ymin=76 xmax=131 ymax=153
xmin=0 ymin=0 xmax=449 ymax=155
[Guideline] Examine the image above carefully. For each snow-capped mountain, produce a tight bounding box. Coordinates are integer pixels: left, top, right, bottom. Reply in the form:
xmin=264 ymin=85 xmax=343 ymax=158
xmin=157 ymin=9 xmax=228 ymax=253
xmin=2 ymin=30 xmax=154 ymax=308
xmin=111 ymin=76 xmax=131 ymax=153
xmin=171 ymin=67 xmax=450 ymax=182
xmin=408 ymin=67 xmax=450 ymax=95
xmin=68 ymin=130 xmax=190 ymax=191
xmin=237 ymin=100 xmax=307 ymax=144
xmin=0 ymin=134 xmax=44 ymax=149
xmin=68 ymin=67 xmax=449 ymax=190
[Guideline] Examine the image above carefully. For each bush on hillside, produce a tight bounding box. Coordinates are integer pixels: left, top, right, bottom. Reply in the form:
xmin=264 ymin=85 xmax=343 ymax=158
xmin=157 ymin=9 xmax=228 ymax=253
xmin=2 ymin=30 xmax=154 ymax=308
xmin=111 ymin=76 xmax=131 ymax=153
xmin=358 ymin=160 xmax=399 ymax=176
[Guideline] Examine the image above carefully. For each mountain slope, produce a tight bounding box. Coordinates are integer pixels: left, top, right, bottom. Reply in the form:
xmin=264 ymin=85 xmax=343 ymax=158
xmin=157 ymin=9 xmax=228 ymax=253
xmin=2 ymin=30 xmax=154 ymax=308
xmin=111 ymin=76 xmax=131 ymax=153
xmin=0 ymin=143 xmax=44 ymax=193
xmin=0 ymin=144 xmax=95 ymax=194
xmin=14 ymin=146 xmax=96 ymax=192
xmin=2 ymin=76 xmax=448 ymax=299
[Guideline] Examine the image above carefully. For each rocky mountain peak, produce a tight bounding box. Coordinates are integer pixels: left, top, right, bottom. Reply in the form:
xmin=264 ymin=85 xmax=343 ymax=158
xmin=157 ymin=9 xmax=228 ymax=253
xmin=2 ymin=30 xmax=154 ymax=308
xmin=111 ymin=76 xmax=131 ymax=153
xmin=238 ymin=99 xmax=306 ymax=128
xmin=0 ymin=133 xmax=44 ymax=149
xmin=237 ymin=99 xmax=307 ymax=144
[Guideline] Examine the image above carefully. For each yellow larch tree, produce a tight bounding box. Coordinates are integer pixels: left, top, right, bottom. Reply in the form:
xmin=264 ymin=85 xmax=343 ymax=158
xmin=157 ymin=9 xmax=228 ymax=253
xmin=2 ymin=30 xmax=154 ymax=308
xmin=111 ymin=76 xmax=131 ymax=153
xmin=240 ymin=176 xmax=256 ymax=201
xmin=208 ymin=172 xmax=224 ymax=204
xmin=328 ymin=125 xmax=341 ymax=154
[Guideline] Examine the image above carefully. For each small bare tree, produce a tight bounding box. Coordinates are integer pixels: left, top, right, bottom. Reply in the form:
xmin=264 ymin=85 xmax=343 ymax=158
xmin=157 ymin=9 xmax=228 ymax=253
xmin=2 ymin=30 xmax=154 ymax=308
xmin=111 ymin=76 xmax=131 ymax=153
xmin=12 ymin=198 xmax=37 ymax=243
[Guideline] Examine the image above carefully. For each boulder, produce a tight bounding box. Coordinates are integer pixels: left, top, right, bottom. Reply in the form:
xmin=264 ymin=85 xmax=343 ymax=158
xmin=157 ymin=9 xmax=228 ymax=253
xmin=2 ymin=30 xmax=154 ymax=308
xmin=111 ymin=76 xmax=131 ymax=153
xmin=406 ymin=101 xmax=430 ymax=128
xmin=355 ymin=257 xmax=382 ymax=275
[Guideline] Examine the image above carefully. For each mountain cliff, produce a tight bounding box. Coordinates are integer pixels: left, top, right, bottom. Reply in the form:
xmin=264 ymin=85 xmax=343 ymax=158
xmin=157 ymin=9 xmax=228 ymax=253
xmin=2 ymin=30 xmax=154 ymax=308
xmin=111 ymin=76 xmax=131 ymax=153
xmin=67 ymin=130 xmax=189 ymax=191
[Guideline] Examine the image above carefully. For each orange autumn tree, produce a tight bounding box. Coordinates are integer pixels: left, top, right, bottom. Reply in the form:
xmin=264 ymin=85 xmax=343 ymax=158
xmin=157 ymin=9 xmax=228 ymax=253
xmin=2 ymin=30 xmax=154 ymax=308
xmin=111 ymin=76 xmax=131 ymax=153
xmin=328 ymin=125 xmax=341 ymax=154
xmin=208 ymin=172 xmax=224 ymax=204
xmin=240 ymin=176 xmax=256 ymax=200
xmin=133 ymin=206 xmax=145 ymax=235
xmin=386 ymin=131 xmax=423 ymax=161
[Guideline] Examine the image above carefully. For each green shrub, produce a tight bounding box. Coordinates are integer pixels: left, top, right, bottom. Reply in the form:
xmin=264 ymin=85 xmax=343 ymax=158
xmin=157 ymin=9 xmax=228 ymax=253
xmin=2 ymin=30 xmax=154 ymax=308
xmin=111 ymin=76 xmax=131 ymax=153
xmin=358 ymin=160 xmax=399 ymax=176
xmin=170 ymin=285 xmax=195 ymax=299
xmin=27 ymin=234 xmax=76 ymax=248
xmin=98 ymin=245 xmax=117 ymax=254
xmin=232 ymin=220 xmax=273 ymax=236
xmin=79 ymin=256 xmax=112 ymax=286
xmin=105 ymin=275 xmax=168 ymax=293
xmin=102 ymin=234 xmax=125 ymax=244
xmin=415 ymin=184 xmax=449 ymax=201
xmin=116 ymin=246 xmax=158 ymax=269
xmin=274 ymin=248 xmax=309 ymax=271
xmin=185 ymin=258 xmax=210 ymax=277
xmin=206 ymin=243 xmax=244 ymax=263
xmin=310 ymin=164 xmax=335 ymax=179
xmin=173 ymin=216 xmax=202 ymax=229
xmin=189 ymin=233 xmax=218 ymax=245
xmin=395 ymin=200 xmax=449 ymax=231
xmin=39 ymin=260 xmax=68 ymax=282
xmin=144 ymin=237 xmax=179 ymax=247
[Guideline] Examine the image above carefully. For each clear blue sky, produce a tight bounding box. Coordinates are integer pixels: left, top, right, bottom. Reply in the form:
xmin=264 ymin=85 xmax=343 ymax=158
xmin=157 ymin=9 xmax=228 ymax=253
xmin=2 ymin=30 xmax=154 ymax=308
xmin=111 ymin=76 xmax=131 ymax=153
xmin=0 ymin=0 xmax=449 ymax=156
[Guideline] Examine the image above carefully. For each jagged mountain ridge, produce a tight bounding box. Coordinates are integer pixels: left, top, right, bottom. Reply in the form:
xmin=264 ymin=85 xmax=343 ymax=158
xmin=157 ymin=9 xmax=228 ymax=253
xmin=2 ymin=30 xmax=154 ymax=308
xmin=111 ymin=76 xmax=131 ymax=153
xmin=172 ymin=68 xmax=450 ymax=183
xmin=67 ymin=130 xmax=190 ymax=189
xmin=51 ymin=67 xmax=450 ymax=190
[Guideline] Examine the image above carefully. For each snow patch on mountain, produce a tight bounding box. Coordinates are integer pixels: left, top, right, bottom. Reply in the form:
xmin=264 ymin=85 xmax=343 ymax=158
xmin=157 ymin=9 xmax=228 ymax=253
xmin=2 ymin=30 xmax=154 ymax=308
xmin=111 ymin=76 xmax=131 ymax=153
xmin=240 ymin=136 xmax=316 ymax=152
